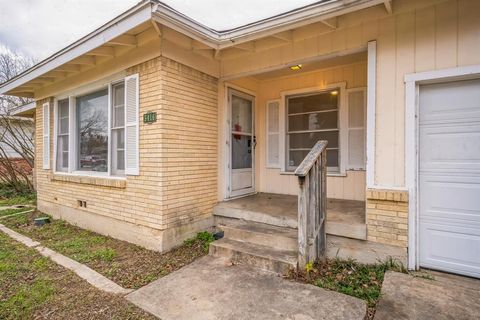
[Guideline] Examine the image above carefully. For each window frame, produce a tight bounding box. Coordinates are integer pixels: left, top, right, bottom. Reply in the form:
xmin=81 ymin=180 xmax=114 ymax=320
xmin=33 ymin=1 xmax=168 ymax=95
xmin=279 ymin=82 xmax=348 ymax=176
xmin=53 ymin=73 xmax=127 ymax=178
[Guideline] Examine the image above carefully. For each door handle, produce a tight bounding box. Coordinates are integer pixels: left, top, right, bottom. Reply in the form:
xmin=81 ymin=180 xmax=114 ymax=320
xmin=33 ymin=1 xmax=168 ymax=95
xmin=253 ymin=136 xmax=257 ymax=149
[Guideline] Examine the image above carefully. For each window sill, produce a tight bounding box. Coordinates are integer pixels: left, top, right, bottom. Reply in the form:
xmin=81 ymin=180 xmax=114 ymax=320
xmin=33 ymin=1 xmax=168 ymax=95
xmin=48 ymin=173 xmax=126 ymax=188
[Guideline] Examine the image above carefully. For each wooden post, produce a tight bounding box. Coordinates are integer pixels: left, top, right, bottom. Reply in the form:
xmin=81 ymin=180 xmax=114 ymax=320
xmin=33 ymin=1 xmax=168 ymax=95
xmin=295 ymin=140 xmax=328 ymax=269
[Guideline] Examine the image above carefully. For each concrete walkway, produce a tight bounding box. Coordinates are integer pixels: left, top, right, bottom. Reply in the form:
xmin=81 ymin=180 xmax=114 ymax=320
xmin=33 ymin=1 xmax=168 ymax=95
xmin=375 ymin=271 xmax=480 ymax=320
xmin=127 ymin=256 xmax=366 ymax=320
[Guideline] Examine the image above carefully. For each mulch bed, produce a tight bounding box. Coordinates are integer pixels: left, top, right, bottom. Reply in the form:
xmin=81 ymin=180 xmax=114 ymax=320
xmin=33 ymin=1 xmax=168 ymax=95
xmin=0 ymin=232 xmax=156 ymax=320
xmin=2 ymin=210 xmax=213 ymax=289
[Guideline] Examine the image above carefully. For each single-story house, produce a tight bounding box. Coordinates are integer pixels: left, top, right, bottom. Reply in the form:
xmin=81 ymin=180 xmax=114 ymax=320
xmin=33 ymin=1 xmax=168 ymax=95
xmin=2 ymin=0 xmax=479 ymax=278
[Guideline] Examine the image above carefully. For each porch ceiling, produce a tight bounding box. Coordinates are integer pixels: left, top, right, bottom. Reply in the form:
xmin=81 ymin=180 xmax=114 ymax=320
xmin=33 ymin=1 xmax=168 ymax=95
xmin=251 ymin=51 xmax=367 ymax=81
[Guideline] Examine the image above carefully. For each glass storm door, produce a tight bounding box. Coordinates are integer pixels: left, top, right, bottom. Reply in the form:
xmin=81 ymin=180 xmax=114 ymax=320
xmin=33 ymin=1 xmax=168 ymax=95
xmin=229 ymin=89 xmax=255 ymax=198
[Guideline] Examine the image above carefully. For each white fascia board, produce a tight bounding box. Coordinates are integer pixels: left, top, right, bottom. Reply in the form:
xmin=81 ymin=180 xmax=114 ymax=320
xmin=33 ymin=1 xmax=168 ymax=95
xmin=152 ymin=0 xmax=385 ymax=50
xmin=0 ymin=1 xmax=153 ymax=95
xmin=10 ymin=102 xmax=36 ymax=116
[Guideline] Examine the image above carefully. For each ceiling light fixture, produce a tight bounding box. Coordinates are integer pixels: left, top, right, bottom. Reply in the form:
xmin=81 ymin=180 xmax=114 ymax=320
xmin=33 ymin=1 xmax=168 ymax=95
xmin=330 ymin=90 xmax=339 ymax=95
xmin=289 ymin=64 xmax=302 ymax=71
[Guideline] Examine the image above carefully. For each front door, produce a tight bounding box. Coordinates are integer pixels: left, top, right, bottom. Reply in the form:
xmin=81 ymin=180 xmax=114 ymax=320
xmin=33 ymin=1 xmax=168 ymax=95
xmin=229 ymin=88 xmax=255 ymax=198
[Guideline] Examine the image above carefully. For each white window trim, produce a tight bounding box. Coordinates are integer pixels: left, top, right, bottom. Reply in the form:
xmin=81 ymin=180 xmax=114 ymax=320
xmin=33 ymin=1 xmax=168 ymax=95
xmin=279 ymin=82 xmax=347 ymax=176
xmin=404 ymin=64 xmax=480 ymax=271
xmin=53 ymin=73 xmax=127 ymax=179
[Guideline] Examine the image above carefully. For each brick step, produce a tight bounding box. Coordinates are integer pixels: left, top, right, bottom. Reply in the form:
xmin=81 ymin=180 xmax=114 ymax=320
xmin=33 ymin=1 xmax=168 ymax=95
xmin=209 ymin=238 xmax=297 ymax=274
xmin=218 ymin=220 xmax=298 ymax=252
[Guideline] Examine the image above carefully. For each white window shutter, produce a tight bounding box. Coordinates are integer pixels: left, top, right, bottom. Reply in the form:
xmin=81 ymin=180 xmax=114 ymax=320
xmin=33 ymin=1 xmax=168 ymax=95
xmin=266 ymin=100 xmax=280 ymax=168
xmin=125 ymin=74 xmax=139 ymax=175
xmin=347 ymin=89 xmax=366 ymax=170
xmin=42 ymin=102 xmax=50 ymax=169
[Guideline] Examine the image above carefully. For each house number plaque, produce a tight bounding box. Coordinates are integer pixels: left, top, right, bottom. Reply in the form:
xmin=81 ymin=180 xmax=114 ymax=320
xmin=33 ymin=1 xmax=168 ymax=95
xmin=143 ymin=112 xmax=157 ymax=124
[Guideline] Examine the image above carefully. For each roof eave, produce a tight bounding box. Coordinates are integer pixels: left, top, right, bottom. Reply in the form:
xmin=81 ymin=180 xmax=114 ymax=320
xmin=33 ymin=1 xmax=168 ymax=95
xmin=0 ymin=0 xmax=153 ymax=96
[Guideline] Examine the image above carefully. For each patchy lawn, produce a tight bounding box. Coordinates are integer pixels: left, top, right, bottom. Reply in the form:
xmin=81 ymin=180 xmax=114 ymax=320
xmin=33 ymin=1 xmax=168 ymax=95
xmin=2 ymin=210 xmax=214 ymax=289
xmin=0 ymin=232 xmax=155 ymax=320
xmin=287 ymin=258 xmax=407 ymax=320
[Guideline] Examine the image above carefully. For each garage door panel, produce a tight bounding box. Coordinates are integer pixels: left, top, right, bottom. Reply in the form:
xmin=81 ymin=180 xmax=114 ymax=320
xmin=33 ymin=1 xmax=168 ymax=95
xmin=419 ymin=224 xmax=480 ymax=278
xmin=419 ymin=175 xmax=480 ymax=224
xmin=419 ymin=78 xmax=480 ymax=278
xmin=419 ymin=126 xmax=480 ymax=172
xmin=419 ymin=80 xmax=480 ymax=122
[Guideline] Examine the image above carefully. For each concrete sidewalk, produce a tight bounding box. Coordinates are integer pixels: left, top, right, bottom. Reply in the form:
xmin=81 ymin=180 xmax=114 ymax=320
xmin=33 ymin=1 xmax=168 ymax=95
xmin=375 ymin=271 xmax=480 ymax=320
xmin=127 ymin=256 xmax=366 ymax=320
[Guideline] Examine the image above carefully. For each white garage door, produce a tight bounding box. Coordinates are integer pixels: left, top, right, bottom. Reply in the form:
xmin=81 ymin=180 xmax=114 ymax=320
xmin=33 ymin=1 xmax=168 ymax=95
xmin=419 ymin=78 xmax=480 ymax=278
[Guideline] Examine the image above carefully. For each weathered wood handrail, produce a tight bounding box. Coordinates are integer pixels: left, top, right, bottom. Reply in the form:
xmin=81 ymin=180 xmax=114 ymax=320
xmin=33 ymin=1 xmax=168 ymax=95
xmin=295 ymin=140 xmax=328 ymax=268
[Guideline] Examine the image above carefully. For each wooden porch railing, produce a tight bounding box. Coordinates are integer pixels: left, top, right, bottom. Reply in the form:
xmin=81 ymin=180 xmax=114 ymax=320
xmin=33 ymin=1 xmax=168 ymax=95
xmin=295 ymin=140 xmax=328 ymax=268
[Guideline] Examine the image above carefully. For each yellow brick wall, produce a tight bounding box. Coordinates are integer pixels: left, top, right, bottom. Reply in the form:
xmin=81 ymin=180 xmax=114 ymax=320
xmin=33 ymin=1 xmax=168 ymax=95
xmin=366 ymin=189 xmax=408 ymax=248
xmin=156 ymin=57 xmax=218 ymax=229
xmin=35 ymin=56 xmax=218 ymax=247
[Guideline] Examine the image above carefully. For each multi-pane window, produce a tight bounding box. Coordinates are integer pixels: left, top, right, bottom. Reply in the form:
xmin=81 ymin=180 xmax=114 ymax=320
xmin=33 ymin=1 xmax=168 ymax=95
xmin=77 ymin=89 xmax=109 ymax=172
xmin=111 ymin=82 xmax=125 ymax=175
xmin=56 ymin=99 xmax=69 ymax=172
xmin=286 ymin=90 xmax=339 ymax=172
xmin=53 ymin=74 xmax=139 ymax=177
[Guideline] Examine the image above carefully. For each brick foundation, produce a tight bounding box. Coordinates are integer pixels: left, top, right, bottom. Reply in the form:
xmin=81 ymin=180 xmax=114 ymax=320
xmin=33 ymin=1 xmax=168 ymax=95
xmin=366 ymin=189 xmax=408 ymax=247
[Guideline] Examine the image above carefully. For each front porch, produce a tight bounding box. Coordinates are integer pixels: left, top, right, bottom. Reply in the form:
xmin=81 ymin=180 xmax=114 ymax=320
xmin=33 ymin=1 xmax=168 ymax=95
xmin=214 ymin=193 xmax=366 ymax=240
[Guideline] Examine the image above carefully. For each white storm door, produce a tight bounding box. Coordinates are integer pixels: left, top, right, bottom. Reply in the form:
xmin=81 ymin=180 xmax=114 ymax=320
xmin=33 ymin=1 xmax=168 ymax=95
xmin=229 ymin=89 xmax=255 ymax=198
xmin=419 ymin=78 xmax=480 ymax=278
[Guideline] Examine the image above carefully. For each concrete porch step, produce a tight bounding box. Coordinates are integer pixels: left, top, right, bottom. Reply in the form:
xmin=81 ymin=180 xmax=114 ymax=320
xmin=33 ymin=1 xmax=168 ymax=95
xmin=218 ymin=220 xmax=298 ymax=251
xmin=326 ymin=221 xmax=367 ymax=240
xmin=209 ymin=238 xmax=297 ymax=274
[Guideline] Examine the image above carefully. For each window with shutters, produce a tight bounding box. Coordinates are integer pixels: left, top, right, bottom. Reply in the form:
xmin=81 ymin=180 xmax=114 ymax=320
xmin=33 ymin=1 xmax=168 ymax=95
xmin=53 ymin=74 xmax=139 ymax=177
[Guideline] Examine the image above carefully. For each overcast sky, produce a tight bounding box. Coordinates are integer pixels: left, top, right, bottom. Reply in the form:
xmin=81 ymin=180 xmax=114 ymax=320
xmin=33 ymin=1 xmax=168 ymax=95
xmin=0 ymin=0 xmax=318 ymax=61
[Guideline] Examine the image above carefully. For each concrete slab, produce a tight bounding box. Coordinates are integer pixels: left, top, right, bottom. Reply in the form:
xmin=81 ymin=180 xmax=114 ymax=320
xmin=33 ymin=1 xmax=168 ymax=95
xmin=127 ymin=256 xmax=366 ymax=320
xmin=327 ymin=235 xmax=407 ymax=265
xmin=375 ymin=271 xmax=480 ymax=320
xmin=214 ymin=193 xmax=366 ymax=239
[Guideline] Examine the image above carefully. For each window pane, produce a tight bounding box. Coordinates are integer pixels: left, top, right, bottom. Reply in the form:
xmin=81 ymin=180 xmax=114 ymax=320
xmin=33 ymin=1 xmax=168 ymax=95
xmin=231 ymin=134 xmax=252 ymax=169
xmin=56 ymin=135 xmax=68 ymax=171
xmin=117 ymin=150 xmax=125 ymax=170
xmin=77 ymin=89 xmax=108 ymax=172
xmin=289 ymin=131 xmax=339 ymax=149
xmin=59 ymin=99 xmax=69 ymax=117
xmin=326 ymin=149 xmax=339 ymax=168
xmin=60 ymin=118 xmax=69 ymax=134
xmin=113 ymin=82 xmax=125 ymax=127
xmin=288 ymin=111 xmax=337 ymax=132
xmin=288 ymin=150 xmax=309 ymax=167
xmin=114 ymin=105 xmax=125 ymax=127
xmin=288 ymin=91 xmax=338 ymax=114
xmin=231 ymin=95 xmax=252 ymax=133
xmin=288 ymin=149 xmax=339 ymax=168
xmin=112 ymin=128 xmax=125 ymax=174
